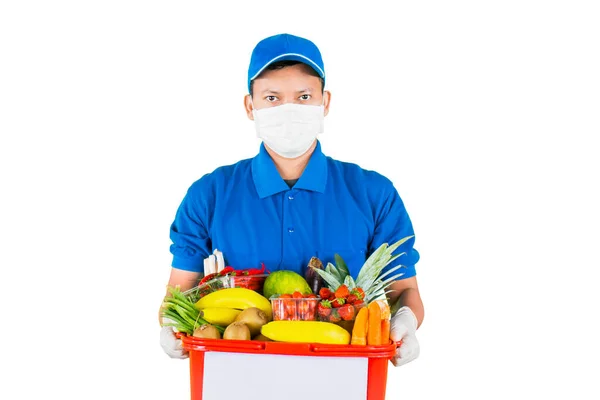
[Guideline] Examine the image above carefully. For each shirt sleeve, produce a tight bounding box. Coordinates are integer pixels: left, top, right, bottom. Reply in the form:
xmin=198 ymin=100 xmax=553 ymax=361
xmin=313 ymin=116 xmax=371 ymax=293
xmin=169 ymin=181 xmax=212 ymax=272
xmin=369 ymin=183 xmax=420 ymax=280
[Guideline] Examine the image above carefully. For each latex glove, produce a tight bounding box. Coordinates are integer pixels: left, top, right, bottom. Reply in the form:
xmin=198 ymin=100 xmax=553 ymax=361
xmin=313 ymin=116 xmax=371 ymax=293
xmin=160 ymin=319 xmax=188 ymax=359
xmin=390 ymin=306 xmax=420 ymax=367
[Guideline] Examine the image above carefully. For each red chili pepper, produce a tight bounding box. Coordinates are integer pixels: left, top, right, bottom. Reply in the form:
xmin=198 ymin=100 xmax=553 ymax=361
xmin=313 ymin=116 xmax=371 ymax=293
xmin=198 ymin=273 xmax=218 ymax=286
xmin=219 ymin=266 xmax=235 ymax=276
xmin=241 ymin=263 xmax=267 ymax=276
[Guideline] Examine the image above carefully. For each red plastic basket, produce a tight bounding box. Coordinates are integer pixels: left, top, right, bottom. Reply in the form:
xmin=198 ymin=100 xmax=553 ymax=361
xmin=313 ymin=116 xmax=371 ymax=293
xmin=180 ymin=334 xmax=399 ymax=400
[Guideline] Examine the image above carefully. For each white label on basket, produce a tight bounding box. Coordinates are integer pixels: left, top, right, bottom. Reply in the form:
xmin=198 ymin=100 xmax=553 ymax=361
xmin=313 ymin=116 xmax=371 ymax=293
xmin=202 ymin=352 xmax=368 ymax=400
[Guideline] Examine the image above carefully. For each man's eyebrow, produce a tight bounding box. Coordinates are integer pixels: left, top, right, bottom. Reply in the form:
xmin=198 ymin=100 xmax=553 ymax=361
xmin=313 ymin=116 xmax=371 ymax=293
xmin=260 ymin=88 xmax=314 ymax=95
xmin=261 ymin=89 xmax=280 ymax=95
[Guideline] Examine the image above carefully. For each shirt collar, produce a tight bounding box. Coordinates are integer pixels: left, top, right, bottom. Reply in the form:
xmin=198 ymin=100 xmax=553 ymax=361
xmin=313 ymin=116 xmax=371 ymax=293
xmin=251 ymin=140 xmax=328 ymax=199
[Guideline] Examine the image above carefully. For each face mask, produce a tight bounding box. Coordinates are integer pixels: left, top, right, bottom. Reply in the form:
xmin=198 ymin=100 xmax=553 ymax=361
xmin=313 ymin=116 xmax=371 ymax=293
xmin=252 ymin=102 xmax=325 ymax=159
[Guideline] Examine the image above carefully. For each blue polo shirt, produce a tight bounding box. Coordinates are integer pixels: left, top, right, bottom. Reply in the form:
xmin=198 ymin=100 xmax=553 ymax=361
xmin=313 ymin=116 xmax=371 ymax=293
xmin=169 ymin=141 xmax=419 ymax=280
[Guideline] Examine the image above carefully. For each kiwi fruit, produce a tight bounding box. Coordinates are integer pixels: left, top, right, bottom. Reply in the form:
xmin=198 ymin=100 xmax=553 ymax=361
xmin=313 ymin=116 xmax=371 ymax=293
xmin=252 ymin=333 xmax=272 ymax=342
xmin=223 ymin=322 xmax=251 ymax=341
xmin=234 ymin=307 xmax=269 ymax=336
xmin=192 ymin=324 xmax=221 ymax=339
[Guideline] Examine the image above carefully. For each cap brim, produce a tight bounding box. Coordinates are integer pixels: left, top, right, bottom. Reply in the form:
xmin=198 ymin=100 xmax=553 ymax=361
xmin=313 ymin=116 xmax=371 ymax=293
xmin=249 ymin=53 xmax=325 ymax=82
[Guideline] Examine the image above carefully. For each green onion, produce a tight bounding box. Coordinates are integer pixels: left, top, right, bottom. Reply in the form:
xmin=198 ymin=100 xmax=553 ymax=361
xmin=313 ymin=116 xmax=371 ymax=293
xmin=161 ymin=285 xmax=225 ymax=334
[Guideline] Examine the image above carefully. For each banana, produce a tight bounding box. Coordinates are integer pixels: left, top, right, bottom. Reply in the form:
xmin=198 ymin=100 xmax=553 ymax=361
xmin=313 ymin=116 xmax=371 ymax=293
xmin=201 ymin=307 xmax=242 ymax=326
xmin=195 ymin=288 xmax=272 ymax=320
xmin=261 ymin=321 xmax=351 ymax=345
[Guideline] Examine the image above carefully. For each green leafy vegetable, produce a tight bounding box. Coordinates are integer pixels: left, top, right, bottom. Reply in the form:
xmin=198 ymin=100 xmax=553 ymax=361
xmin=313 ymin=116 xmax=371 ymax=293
xmin=161 ymin=286 xmax=225 ymax=335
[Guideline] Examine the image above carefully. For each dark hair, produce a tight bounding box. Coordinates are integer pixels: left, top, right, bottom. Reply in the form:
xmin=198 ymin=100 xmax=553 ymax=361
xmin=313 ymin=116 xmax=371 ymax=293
xmin=250 ymin=60 xmax=324 ymax=97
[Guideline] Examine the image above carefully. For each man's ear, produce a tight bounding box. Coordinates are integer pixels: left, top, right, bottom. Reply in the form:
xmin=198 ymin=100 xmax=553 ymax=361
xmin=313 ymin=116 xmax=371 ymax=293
xmin=323 ymin=90 xmax=332 ymax=116
xmin=244 ymin=94 xmax=254 ymax=121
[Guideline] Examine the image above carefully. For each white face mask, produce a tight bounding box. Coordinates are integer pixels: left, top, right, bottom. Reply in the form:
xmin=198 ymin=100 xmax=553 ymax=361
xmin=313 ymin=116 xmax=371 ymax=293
xmin=252 ymin=102 xmax=325 ymax=159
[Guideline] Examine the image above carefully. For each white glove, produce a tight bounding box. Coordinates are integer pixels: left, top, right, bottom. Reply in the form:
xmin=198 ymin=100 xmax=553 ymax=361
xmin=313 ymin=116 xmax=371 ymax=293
xmin=390 ymin=306 xmax=420 ymax=367
xmin=160 ymin=320 xmax=188 ymax=359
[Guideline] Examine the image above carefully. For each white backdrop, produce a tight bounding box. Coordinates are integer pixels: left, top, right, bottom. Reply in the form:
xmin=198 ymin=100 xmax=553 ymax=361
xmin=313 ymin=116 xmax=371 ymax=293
xmin=1 ymin=1 xmax=599 ymax=399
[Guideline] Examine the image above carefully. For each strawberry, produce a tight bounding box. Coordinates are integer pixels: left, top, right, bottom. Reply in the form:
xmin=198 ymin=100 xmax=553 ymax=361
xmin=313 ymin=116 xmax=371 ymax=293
xmin=352 ymin=299 xmax=365 ymax=309
xmin=338 ymin=304 xmax=356 ymax=321
xmin=298 ymin=301 xmax=311 ymax=319
xmin=272 ymin=303 xmax=285 ymax=320
xmin=319 ymin=288 xmax=333 ymax=299
xmin=305 ymin=294 xmax=318 ymax=298
xmin=279 ymin=294 xmax=296 ymax=317
xmin=347 ymin=294 xmax=359 ymax=305
xmin=306 ymin=295 xmax=318 ymax=310
xmin=352 ymin=287 xmax=365 ymax=299
xmin=306 ymin=299 xmax=317 ymax=319
xmin=318 ymin=301 xmax=332 ymax=319
xmin=292 ymin=291 xmax=303 ymax=299
xmin=331 ymin=297 xmax=345 ymax=308
xmin=334 ymin=284 xmax=350 ymax=299
xmin=328 ymin=308 xmax=341 ymax=322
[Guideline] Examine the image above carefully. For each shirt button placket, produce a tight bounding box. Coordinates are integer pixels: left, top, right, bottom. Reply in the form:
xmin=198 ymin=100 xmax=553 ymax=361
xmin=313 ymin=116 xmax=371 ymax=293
xmin=282 ymin=191 xmax=294 ymax=267
xmin=286 ymin=190 xmax=294 ymax=235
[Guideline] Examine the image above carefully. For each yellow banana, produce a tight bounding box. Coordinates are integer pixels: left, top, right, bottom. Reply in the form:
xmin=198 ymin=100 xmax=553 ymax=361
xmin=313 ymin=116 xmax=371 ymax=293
xmin=261 ymin=321 xmax=351 ymax=345
xmin=195 ymin=288 xmax=272 ymax=320
xmin=201 ymin=307 xmax=242 ymax=326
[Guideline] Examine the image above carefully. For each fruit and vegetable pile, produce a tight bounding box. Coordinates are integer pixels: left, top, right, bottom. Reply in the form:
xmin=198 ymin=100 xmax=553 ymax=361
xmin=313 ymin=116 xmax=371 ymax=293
xmin=161 ymin=237 xmax=411 ymax=346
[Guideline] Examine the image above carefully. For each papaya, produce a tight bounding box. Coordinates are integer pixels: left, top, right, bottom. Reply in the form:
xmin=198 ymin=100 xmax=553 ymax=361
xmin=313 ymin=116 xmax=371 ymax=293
xmin=261 ymin=321 xmax=350 ymax=345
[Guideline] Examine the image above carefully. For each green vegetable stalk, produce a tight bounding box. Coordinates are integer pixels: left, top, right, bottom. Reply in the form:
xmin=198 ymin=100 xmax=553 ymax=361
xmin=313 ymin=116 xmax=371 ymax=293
xmin=161 ymin=286 xmax=225 ymax=335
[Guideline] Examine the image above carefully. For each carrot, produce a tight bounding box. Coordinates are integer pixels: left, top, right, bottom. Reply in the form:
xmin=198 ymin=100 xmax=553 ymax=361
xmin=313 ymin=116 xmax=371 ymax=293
xmin=381 ymin=319 xmax=390 ymax=345
xmin=351 ymin=307 xmax=369 ymax=346
xmin=377 ymin=300 xmax=391 ymax=344
xmin=367 ymin=302 xmax=382 ymax=345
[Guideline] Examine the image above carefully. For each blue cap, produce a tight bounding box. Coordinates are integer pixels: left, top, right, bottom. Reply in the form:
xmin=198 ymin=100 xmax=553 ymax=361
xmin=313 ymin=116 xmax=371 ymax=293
xmin=247 ymin=33 xmax=325 ymax=92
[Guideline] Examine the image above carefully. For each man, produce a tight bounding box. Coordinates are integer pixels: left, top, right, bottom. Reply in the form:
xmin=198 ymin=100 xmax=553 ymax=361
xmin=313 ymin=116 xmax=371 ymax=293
xmin=159 ymin=33 xmax=424 ymax=367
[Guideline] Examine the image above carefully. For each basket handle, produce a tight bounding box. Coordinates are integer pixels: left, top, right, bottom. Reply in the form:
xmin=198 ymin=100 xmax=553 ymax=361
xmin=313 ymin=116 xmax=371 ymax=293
xmin=309 ymin=340 xmax=403 ymax=355
xmin=198 ymin=340 xmax=267 ymax=351
xmin=309 ymin=345 xmax=363 ymax=356
xmin=176 ymin=332 xmax=267 ymax=351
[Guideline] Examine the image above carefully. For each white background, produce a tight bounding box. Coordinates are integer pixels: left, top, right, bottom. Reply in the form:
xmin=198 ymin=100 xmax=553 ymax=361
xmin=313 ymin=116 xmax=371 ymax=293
xmin=1 ymin=1 xmax=599 ymax=399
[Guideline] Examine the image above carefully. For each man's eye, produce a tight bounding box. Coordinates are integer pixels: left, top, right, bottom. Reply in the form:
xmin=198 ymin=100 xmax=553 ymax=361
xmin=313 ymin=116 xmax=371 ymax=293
xmin=300 ymin=94 xmax=311 ymax=100
xmin=266 ymin=96 xmax=278 ymax=102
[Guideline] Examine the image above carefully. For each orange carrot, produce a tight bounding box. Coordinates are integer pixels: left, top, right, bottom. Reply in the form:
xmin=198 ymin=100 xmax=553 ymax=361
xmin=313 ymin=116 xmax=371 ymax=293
xmin=381 ymin=319 xmax=390 ymax=345
xmin=351 ymin=307 xmax=369 ymax=345
xmin=377 ymin=300 xmax=391 ymax=344
xmin=367 ymin=302 xmax=382 ymax=345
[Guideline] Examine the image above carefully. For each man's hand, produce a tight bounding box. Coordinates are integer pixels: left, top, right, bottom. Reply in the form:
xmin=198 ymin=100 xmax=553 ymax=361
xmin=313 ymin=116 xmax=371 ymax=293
xmin=159 ymin=267 xmax=204 ymax=359
xmin=390 ymin=306 xmax=420 ymax=367
xmin=160 ymin=322 xmax=188 ymax=359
